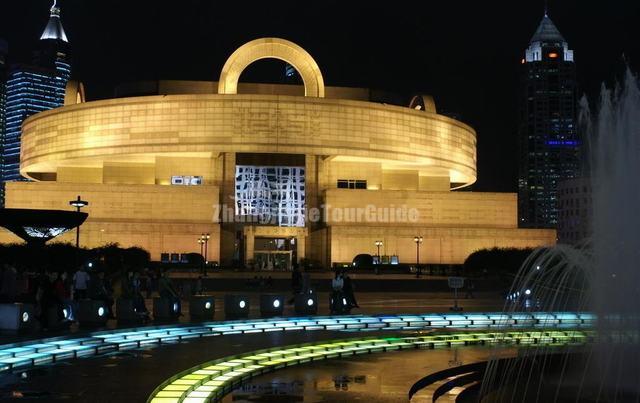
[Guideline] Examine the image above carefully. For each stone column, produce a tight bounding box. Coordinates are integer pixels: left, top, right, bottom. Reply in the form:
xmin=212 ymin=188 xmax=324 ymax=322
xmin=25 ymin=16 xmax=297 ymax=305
xmin=244 ymin=226 xmax=255 ymax=265
xmin=219 ymin=152 xmax=237 ymax=267
xmin=297 ymin=234 xmax=306 ymax=263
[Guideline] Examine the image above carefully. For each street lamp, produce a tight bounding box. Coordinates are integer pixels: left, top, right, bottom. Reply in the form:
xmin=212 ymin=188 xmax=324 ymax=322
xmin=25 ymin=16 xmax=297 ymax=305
xmin=375 ymin=240 xmax=383 ymax=261
xmin=202 ymin=233 xmax=211 ymax=276
xmin=198 ymin=237 xmax=205 ymax=274
xmin=69 ymin=196 xmax=88 ymax=249
xmin=414 ymin=236 xmax=423 ymax=278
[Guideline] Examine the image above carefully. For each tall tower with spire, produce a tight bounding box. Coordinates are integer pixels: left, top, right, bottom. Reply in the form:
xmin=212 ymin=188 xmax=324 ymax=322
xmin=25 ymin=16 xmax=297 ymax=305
xmin=0 ymin=2 xmax=71 ymax=205
xmin=517 ymin=11 xmax=580 ymax=229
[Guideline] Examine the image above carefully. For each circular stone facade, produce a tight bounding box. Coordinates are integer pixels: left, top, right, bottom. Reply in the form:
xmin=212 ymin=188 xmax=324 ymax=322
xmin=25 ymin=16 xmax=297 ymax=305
xmin=20 ymin=94 xmax=477 ymax=187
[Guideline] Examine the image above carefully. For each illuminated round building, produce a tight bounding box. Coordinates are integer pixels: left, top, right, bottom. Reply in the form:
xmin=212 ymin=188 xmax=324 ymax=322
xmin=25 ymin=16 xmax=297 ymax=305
xmin=0 ymin=38 xmax=555 ymax=267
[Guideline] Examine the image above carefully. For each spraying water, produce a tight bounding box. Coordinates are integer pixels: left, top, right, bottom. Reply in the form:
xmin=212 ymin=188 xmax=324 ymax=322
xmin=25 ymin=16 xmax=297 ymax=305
xmin=480 ymin=68 xmax=640 ymax=402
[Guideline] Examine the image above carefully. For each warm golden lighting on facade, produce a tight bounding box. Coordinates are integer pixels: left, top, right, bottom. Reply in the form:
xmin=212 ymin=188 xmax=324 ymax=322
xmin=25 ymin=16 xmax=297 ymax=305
xmin=0 ymin=38 xmax=556 ymax=266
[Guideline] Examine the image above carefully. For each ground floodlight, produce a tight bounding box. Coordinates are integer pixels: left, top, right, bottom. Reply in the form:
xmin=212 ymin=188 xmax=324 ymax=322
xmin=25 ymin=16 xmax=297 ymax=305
xmin=224 ymin=295 xmax=249 ymax=319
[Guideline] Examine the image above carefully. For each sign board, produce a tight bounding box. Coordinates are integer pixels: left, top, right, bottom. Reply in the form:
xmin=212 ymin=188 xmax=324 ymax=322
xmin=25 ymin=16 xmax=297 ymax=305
xmin=171 ymin=176 xmax=203 ymax=186
xmin=448 ymin=277 xmax=465 ymax=289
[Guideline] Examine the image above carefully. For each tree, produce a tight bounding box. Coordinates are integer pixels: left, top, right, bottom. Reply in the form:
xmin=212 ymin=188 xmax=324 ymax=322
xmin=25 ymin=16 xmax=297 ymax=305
xmin=464 ymin=247 xmax=536 ymax=277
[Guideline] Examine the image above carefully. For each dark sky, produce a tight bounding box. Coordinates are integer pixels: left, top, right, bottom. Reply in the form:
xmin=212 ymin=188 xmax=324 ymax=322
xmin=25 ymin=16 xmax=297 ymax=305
xmin=1 ymin=0 xmax=639 ymax=192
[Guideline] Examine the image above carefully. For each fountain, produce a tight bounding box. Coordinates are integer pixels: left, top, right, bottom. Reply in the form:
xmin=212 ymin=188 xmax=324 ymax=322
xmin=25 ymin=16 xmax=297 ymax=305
xmin=480 ymin=69 xmax=640 ymax=402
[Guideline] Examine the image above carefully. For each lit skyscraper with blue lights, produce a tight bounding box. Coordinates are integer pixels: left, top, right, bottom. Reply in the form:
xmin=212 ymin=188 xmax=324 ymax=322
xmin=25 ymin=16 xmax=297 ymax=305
xmin=0 ymin=3 xmax=70 ymax=205
xmin=518 ymin=12 xmax=580 ymax=228
xmin=0 ymin=39 xmax=8 ymax=205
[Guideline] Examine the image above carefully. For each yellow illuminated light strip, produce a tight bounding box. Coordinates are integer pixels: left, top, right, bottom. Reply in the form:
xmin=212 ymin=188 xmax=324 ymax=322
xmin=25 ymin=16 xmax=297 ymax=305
xmin=148 ymin=330 xmax=592 ymax=403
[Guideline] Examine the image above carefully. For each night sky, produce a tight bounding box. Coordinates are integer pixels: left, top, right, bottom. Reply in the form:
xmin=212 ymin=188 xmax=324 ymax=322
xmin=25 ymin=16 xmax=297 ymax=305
xmin=1 ymin=0 xmax=639 ymax=192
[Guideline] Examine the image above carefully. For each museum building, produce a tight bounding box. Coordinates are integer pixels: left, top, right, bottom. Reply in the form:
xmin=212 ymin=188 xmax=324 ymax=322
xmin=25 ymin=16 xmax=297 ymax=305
xmin=0 ymin=38 xmax=556 ymax=268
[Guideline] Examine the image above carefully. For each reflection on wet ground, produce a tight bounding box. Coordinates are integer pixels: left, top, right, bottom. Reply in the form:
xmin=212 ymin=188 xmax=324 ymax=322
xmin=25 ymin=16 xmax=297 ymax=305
xmin=225 ymin=346 xmax=517 ymax=403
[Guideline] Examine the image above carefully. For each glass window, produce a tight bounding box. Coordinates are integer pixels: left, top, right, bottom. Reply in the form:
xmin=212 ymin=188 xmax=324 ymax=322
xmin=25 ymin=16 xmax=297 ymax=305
xmin=337 ymin=179 xmax=367 ymax=189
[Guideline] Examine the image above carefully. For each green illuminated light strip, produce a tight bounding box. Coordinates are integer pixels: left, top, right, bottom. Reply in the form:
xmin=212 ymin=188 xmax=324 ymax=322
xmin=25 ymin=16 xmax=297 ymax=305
xmin=148 ymin=330 xmax=593 ymax=403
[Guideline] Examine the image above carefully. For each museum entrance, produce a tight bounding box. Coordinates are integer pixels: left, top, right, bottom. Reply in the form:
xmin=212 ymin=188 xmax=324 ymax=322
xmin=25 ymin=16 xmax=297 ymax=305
xmin=243 ymin=226 xmax=308 ymax=271
xmin=253 ymin=237 xmax=297 ymax=271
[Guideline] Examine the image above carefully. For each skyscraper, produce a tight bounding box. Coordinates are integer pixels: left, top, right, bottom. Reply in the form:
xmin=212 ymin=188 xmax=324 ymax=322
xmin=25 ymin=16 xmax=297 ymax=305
xmin=0 ymin=3 xmax=70 ymax=204
xmin=518 ymin=12 xmax=580 ymax=228
xmin=0 ymin=39 xmax=8 ymax=205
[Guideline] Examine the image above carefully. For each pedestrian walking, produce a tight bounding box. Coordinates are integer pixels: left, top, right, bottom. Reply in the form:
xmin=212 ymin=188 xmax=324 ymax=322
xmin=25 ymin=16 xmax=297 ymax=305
xmin=342 ymin=271 xmax=359 ymax=308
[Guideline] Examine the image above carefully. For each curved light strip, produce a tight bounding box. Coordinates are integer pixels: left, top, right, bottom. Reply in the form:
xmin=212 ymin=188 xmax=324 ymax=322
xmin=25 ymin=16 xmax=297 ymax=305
xmin=0 ymin=312 xmax=594 ymax=373
xmin=148 ymin=330 xmax=594 ymax=403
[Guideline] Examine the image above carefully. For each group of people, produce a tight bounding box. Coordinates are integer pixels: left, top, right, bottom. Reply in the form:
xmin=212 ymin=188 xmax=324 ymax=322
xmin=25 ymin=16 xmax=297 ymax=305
xmin=0 ymin=263 xmax=173 ymax=329
xmin=71 ymin=266 xmax=115 ymax=319
xmin=3 ymin=260 xmax=369 ymax=329
xmin=289 ymin=265 xmax=359 ymax=314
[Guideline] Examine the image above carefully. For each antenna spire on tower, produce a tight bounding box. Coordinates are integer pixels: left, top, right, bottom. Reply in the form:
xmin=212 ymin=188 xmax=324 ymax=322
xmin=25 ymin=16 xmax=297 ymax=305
xmin=41 ymin=0 xmax=68 ymax=42
xmin=544 ymin=0 xmax=548 ymax=16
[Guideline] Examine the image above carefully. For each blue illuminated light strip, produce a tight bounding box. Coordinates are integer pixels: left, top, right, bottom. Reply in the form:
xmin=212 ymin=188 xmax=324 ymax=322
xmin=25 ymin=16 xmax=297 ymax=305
xmin=0 ymin=312 xmax=594 ymax=373
xmin=546 ymin=140 xmax=579 ymax=147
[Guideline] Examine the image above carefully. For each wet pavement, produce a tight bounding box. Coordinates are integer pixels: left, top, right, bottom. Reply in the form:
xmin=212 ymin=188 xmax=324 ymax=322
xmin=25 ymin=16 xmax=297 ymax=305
xmin=0 ymin=330 xmax=351 ymax=402
xmin=0 ymin=330 xmax=516 ymax=403
xmin=224 ymin=346 xmax=518 ymax=403
xmin=0 ymin=292 xmax=507 ymax=402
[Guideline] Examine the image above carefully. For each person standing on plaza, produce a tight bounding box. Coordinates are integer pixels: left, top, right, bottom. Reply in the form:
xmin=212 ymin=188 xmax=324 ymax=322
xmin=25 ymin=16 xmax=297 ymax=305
xmin=301 ymin=268 xmax=311 ymax=294
xmin=330 ymin=271 xmax=344 ymax=314
xmin=131 ymin=272 xmax=149 ymax=317
xmin=158 ymin=271 xmax=181 ymax=316
xmin=72 ymin=266 xmax=90 ymax=300
xmin=53 ymin=272 xmax=66 ymax=301
xmin=342 ymin=271 xmax=359 ymax=309
xmin=289 ymin=264 xmax=302 ymax=304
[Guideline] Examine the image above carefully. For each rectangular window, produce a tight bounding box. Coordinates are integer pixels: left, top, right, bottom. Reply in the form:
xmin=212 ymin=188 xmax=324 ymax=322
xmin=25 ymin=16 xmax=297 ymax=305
xmin=337 ymin=179 xmax=367 ymax=189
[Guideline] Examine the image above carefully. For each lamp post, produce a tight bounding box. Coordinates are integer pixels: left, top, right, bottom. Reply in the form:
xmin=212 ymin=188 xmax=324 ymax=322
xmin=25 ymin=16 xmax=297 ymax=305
xmin=69 ymin=196 xmax=88 ymax=249
xmin=375 ymin=240 xmax=383 ymax=261
xmin=374 ymin=240 xmax=383 ymax=275
xmin=198 ymin=237 xmax=205 ymax=275
xmin=414 ymin=236 xmax=423 ymax=278
xmin=203 ymin=233 xmax=210 ymax=276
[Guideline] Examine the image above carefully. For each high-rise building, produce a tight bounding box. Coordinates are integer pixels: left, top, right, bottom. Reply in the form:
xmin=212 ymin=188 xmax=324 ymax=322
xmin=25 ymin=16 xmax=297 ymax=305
xmin=557 ymin=177 xmax=591 ymax=245
xmin=518 ymin=12 xmax=580 ymax=228
xmin=0 ymin=39 xmax=8 ymax=205
xmin=0 ymin=3 xmax=70 ymax=204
